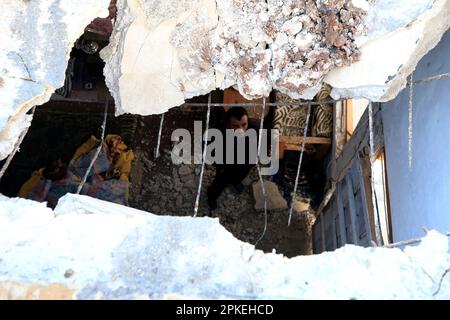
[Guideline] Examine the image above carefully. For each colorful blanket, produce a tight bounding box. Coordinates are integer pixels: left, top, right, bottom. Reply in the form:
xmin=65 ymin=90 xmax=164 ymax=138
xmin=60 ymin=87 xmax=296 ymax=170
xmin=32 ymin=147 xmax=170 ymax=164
xmin=18 ymin=135 xmax=134 ymax=208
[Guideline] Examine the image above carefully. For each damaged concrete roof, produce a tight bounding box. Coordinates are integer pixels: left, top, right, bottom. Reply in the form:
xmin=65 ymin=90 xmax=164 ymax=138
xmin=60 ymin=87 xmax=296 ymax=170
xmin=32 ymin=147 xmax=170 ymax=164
xmin=1 ymin=193 xmax=449 ymax=299
xmin=0 ymin=0 xmax=450 ymax=160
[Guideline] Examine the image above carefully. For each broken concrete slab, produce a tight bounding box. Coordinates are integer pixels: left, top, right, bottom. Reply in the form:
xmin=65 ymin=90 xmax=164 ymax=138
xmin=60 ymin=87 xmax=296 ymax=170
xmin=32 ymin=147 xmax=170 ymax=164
xmin=0 ymin=0 xmax=110 ymax=160
xmin=252 ymin=180 xmax=288 ymax=211
xmin=101 ymin=0 xmax=218 ymax=116
xmin=102 ymin=0 xmax=450 ymax=115
xmin=0 ymin=193 xmax=449 ymax=299
xmin=1 ymin=0 xmax=449 ymax=162
xmin=101 ymin=0 xmax=369 ymax=114
xmin=326 ymin=0 xmax=450 ymax=102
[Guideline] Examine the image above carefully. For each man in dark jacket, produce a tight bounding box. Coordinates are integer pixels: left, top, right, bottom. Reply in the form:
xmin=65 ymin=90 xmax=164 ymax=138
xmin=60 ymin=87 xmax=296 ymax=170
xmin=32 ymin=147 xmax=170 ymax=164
xmin=207 ymin=107 xmax=260 ymax=212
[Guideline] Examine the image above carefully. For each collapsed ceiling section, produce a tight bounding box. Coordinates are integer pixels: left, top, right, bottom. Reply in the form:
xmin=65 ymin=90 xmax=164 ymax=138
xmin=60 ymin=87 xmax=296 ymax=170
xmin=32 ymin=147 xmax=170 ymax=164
xmin=102 ymin=0 xmax=371 ymax=115
xmin=326 ymin=0 xmax=450 ymax=101
xmin=102 ymin=0 xmax=450 ymax=116
xmin=0 ymin=0 xmax=449 ymax=160
xmin=0 ymin=0 xmax=110 ymax=160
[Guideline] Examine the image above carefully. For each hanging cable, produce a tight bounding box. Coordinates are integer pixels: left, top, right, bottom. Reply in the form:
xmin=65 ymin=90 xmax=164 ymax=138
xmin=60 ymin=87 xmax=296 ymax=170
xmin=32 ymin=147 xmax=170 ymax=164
xmin=76 ymin=98 xmax=109 ymax=194
xmin=154 ymin=113 xmax=165 ymax=158
xmin=385 ymin=232 xmax=450 ymax=249
xmin=410 ymin=71 xmax=450 ymax=86
xmin=368 ymin=102 xmax=383 ymax=246
xmin=408 ymin=73 xmax=414 ymax=172
xmin=254 ymin=97 xmax=268 ymax=248
xmin=193 ymin=93 xmax=211 ymax=217
xmin=0 ymin=106 xmax=36 ymax=182
xmin=287 ymin=101 xmax=312 ymax=227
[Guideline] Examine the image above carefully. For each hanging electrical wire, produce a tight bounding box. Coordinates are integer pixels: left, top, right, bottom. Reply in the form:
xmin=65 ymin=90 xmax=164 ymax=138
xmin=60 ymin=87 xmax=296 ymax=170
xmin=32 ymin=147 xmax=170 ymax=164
xmin=287 ymin=101 xmax=312 ymax=227
xmin=410 ymin=71 xmax=450 ymax=86
xmin=193 ymin=93 xmax=211 ymax=217
xmin=385 ymin=232 xmax=450 ymax=249
xmin=0 ymin=106 xmax=36 ymax=182
xmin=154 ymin=112 xmax=165 ymax=158
xmin=368 ymin=102 xmax=383 ymax=246
xmin=76 ymin=98 xmax=109 ymax=194
xmin=254 ymin=97 xmax=268 ymax=248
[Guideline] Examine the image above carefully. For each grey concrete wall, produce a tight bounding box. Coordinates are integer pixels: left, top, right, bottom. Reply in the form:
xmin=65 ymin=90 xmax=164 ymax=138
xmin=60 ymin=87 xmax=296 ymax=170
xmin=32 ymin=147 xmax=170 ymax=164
xmin=382 ymin=29 xmax=450 ymax=242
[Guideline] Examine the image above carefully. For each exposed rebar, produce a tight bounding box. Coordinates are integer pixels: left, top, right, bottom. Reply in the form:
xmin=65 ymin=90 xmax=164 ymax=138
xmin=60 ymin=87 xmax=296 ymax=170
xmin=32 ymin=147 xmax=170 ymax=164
xmin=254 ymin=97 xmax=268 ymax=248
xmin=184 ymin=99 xmax=344 ymax=108
xmin=154 ymin=113 xmax=165 ymax=159
xmin=193 ymin=94 xmax=211 ymax=217
xmin=76 ymin=98 xmax=109 ymax=194
xmin=385 ymin=232 xmax=450 ymax=249
xmin=288 ymin=101 xmax=312 ymax=226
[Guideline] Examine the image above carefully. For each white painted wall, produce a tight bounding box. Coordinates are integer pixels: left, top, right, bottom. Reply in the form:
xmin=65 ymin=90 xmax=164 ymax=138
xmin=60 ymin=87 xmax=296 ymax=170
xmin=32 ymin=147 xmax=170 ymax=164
xmin=382 ymin=29 xmax=450 ymax=242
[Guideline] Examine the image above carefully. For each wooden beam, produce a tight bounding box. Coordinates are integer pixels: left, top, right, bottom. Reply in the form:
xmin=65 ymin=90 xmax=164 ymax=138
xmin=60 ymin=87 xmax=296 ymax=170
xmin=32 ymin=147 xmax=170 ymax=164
xmin=336 ymin=184 xmax=347 ymax=247
xmin=331 ymin=201 xmax=338 ymax=250
xmin=315 ymin=103 xmax=384 ymax=217
xmin=279 ymin=136 xmax=332 ymax=145
xmin=320 ymin=211 xmax=326 ymax=253
xmin=382 ymin=150 xmax=394 ymax=244
xmin=279 ymin=136 xmax=331 ymax=159
xmin=356 ymin=159 xmax=375 ymax=246
xmin=345 ymin=175 xmax=358 ymax=245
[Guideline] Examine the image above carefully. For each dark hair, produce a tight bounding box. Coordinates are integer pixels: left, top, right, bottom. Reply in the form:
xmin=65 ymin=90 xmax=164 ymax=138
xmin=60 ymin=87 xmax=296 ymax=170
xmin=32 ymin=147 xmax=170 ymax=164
xmin=225 ymin=107 xmax=248 ymax=123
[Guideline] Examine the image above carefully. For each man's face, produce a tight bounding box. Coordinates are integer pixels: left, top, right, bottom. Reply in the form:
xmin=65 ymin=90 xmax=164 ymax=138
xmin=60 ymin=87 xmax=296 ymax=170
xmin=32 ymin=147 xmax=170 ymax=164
xmin=227 ymin=115 xmax=248 ymax=133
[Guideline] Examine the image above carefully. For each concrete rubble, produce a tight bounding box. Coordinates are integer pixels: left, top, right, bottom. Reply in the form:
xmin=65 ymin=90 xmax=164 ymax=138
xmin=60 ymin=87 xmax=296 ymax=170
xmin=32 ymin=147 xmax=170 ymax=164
xmin=0 ymin=193 xmax=449 ymax=299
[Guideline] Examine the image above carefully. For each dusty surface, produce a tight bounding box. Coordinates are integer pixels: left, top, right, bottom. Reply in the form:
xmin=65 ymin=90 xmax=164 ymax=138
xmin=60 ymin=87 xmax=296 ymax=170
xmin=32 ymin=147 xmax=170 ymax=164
xmin=1 ymin=193 xmax=449 ymax=299
xmin=128 ymin=106 xmax=315 ymax=257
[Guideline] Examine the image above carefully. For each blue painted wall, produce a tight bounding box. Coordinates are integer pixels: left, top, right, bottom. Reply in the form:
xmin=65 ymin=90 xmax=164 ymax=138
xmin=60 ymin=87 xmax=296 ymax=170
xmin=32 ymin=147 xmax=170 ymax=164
xmin=382 ymin=29 xmax=450 ymax=242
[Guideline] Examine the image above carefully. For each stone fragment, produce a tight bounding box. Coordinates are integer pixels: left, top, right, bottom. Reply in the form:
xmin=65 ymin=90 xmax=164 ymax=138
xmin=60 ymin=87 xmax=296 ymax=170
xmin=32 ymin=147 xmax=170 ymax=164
xmin=252 ymin=180 xmax=288 ymax=211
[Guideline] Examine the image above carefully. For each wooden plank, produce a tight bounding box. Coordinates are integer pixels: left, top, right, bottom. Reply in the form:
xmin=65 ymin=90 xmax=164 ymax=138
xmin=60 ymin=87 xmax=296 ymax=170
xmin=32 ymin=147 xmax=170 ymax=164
xmin=330 ymin=201 xmax=338 ymax=250
xmin=336 ymin=183 xmax=347 ymax=247
xmin=346 ymin=99 xmax=354 ymax=138
xmin=382 ymin=150 xmax=394 ymax=244
xmin=282 ymin=143 xmax=316 ymax=152
xmin=312 ymin=221 xmax=321 ymax=254
xmin=323 ymin=207 xmax=332 ymax=251
xmin=331 ymin=197 xmax=341 ymax=248
xmin=341 ymin=177 xmax=355 ymax=244
xmin=355 ymin=159 xmax=374 ymax=246
xmin=315 ymin=103 xmax=384 ymax=219
xmin=345 ymin=174 xmax=358 ymax=245
xmin=335 ymin=103 xmax=383 ymax=182
xmin=320 ymin=211 xmax=326 ymax=253
xmin=323 ymin=203 xmax=337 ymax=252
xmin=279 ymin=136 xmax=332 ymax=145
xmin=354 ymin=190 xmax=370 ymax=246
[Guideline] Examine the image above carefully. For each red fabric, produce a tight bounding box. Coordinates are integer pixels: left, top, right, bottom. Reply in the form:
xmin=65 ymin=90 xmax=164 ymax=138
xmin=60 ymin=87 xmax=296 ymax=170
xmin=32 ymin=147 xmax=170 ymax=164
xmin=85 ymin=0 xmax=117 ymax=35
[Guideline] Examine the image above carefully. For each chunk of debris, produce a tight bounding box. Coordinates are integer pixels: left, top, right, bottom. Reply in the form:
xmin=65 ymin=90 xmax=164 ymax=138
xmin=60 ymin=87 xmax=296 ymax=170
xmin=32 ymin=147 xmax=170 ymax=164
xmin=252 ymin=180 xmax=288 ymax=211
